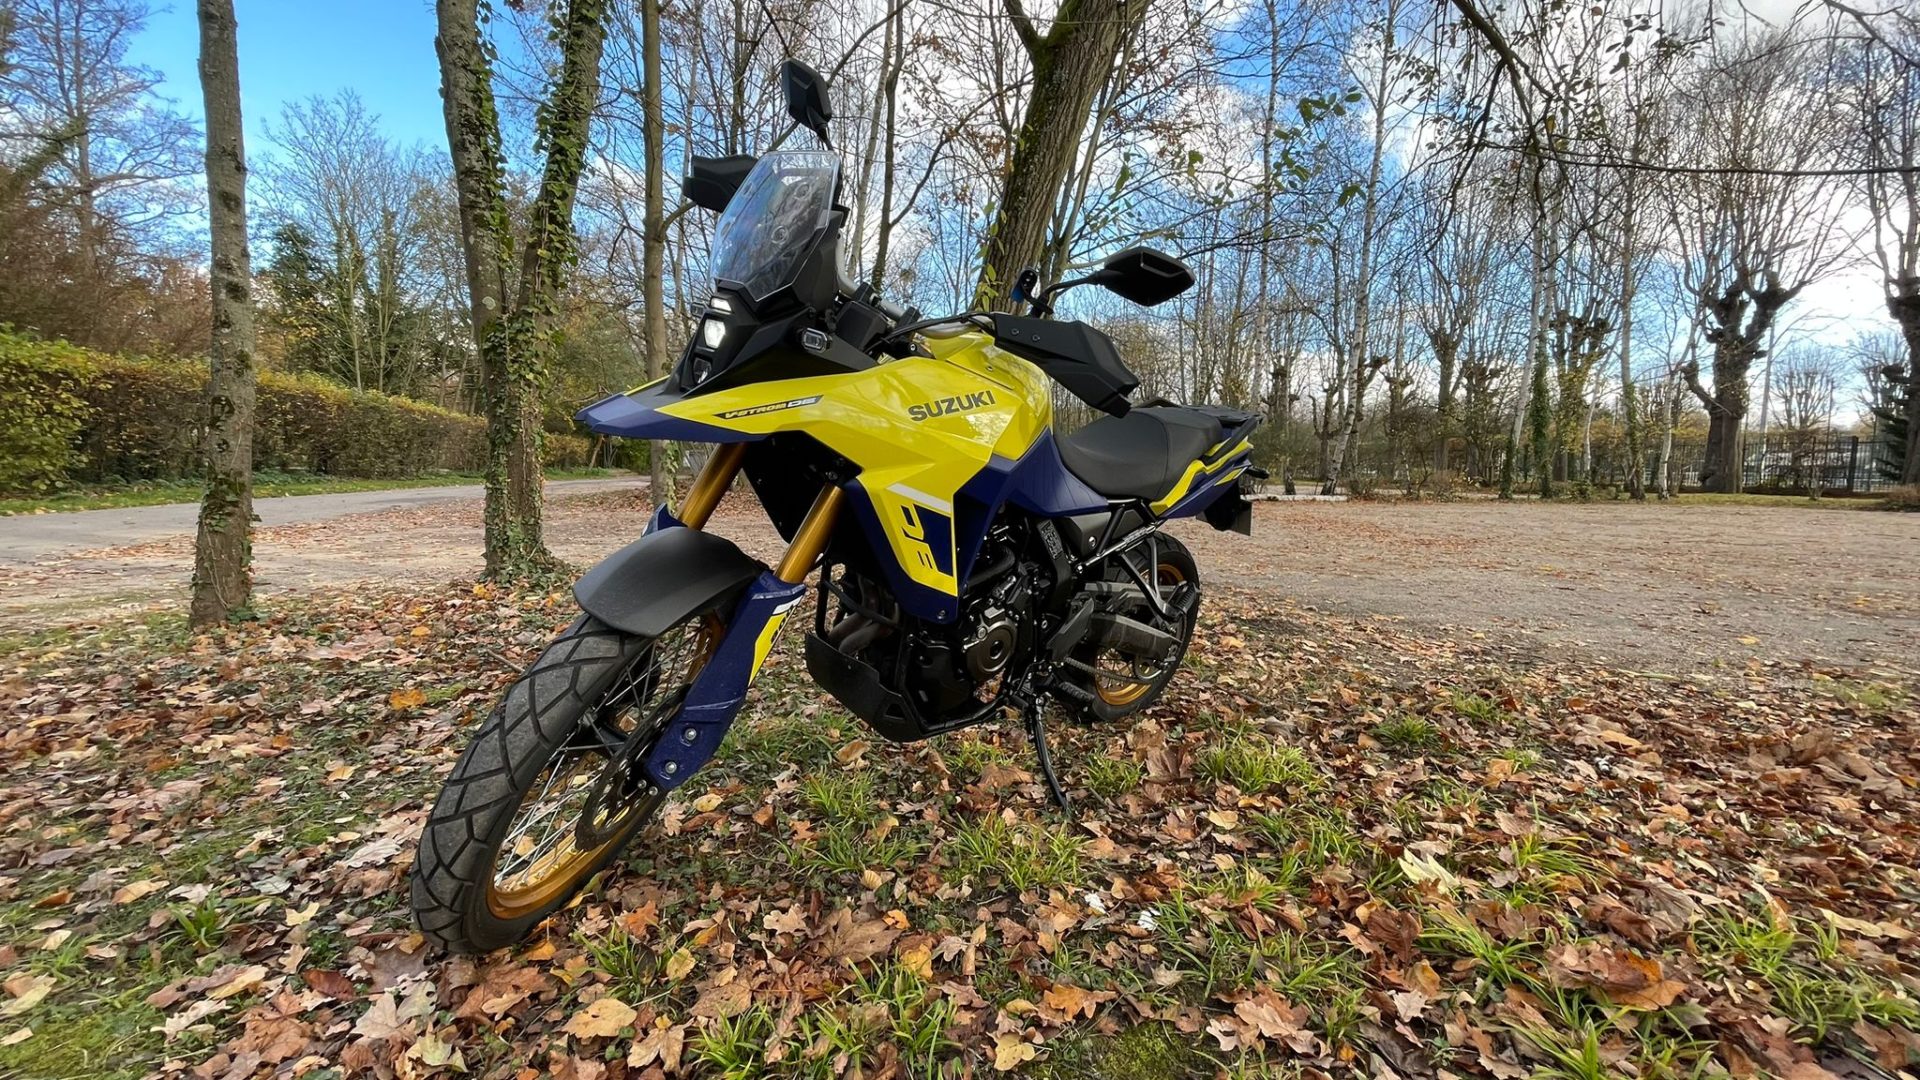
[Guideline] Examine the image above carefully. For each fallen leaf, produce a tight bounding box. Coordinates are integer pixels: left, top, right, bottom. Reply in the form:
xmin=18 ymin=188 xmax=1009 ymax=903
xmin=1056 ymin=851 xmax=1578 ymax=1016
xmin=762 ymin=905 xmax=808 ymax=935
xmin=689 ymin=979 xmax=752 ymax=1019
xmin=663 ymin=947 xmax=696 ymax=981
xmin=208 ymin=965 xmax=267 ymax=1000
xmin=617 ymin=902 xmax=661 ymax=942
xmin=111 ymin=880 xmax=166 ymax=905
xmin=992 ymin=1032 xmax=1038 ymax=1071
xmin=898 ymin=943 xmax=934 ymax=981
xmin=563 ymin=997 xmax=637 ymax=1039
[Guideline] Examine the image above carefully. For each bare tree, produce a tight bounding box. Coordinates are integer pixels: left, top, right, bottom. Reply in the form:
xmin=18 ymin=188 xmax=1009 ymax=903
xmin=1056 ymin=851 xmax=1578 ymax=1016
xmin=1669 ymin=29 xmax=1849 ymax=493
xmin=188 ymin=0 xmax=255 ymax=627
xmin=638 ymin=0 xmax=675 ymax=506
xmin=1846 ymin=19 xmax=1920 ymax=483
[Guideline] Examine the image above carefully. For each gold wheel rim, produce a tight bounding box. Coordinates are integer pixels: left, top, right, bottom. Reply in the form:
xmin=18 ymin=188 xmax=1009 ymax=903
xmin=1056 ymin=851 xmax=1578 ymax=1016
xmin=1094 ymin=562 xmax=1185 ymax=706
xmin=484 ymin=615 xmax=721 ymax=920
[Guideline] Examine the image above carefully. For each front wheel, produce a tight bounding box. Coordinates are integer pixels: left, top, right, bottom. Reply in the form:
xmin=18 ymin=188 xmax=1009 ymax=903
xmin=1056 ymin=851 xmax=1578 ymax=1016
xmin=410 ymin=611 xmax=719 ymax=953
xmin=1077 ymin=534 xmax=1200 ymax=723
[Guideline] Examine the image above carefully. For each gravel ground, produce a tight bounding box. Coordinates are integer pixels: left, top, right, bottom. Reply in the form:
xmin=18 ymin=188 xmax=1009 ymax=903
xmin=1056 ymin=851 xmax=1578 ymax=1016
xmin=1172 ymin=499 xmax=1919 ymax=674
xmin=2 ymin=487 xmax=1912 ymax=676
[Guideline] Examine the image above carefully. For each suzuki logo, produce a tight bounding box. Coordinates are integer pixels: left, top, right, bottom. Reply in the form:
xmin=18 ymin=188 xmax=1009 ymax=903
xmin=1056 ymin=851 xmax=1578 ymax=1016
xmin=907 ymin=390 xmax=995 ymax=422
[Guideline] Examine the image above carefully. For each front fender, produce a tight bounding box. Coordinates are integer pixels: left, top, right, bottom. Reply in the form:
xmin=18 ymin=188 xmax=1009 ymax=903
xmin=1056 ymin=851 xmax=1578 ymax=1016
xmin=573 ymin=526 xmax=764 ymax=638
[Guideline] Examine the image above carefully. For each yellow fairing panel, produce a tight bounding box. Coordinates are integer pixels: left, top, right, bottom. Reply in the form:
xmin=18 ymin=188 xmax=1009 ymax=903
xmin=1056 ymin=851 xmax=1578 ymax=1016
xmin=654 ymin=331 xmax=1052 ymax=596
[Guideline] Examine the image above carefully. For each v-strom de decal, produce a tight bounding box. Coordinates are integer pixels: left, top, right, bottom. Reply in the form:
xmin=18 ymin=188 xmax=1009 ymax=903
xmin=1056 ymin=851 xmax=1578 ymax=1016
xmin=907 ymin=390 xmax=995 ymax=421
xmin=715 ymin=395 xmax=821 ymax=420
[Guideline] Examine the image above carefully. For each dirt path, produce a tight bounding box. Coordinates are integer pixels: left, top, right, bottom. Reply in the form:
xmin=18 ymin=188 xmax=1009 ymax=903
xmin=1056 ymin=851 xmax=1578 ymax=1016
xmin=0 ymin=477 xmax=635 ymax=563
xmin=2 ymin=489 xmax=1912 ymax=674
xmin=1173 ymin=500 xmax=1919 ymax=674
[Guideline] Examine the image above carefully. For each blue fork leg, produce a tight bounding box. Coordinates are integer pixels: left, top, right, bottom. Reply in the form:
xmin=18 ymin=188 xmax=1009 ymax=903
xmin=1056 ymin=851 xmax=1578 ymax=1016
xmin=639 ymin=570 xmax=807 ymax=791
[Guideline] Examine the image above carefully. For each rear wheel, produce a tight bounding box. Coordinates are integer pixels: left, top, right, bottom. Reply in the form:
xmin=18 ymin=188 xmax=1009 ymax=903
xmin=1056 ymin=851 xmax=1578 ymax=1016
xmin=411 ymin=611 xmax=720 ymax=953
xmin=1079 ymin=535 xmax=1200 ymax=722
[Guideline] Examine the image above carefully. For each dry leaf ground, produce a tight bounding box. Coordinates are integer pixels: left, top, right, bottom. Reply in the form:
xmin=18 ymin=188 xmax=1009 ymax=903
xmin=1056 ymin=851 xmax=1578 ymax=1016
xmin=1 ymin=502 xmax=1916 ymax=1079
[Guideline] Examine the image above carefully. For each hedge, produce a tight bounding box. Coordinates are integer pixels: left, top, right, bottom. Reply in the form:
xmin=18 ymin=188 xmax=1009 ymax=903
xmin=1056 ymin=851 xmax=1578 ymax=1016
xmin=0 ymin=332 xmax=591 ymax=494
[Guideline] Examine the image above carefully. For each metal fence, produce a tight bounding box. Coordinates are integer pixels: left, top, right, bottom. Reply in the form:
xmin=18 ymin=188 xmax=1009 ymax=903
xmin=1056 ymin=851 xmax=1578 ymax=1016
xmin=1651 ymin=432 xmax=1902 ymax=495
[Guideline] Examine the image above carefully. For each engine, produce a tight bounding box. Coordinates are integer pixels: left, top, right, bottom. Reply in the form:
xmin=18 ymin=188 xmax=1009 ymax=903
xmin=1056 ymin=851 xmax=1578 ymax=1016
xmin=811 ymin=524 xmax=1052 ymax=739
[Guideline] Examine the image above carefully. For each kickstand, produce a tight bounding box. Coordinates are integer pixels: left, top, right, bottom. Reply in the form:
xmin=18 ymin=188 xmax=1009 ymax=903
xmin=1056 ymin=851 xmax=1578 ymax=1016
xmin=1023 ymin=697 xmax=1073 ymax=815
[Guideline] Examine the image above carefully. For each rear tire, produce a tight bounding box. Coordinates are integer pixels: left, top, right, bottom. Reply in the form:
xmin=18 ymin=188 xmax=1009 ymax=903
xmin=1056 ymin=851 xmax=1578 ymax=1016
xmin=1079 ymin=535 xmax=1200 ymax=723
xmin=410 ymin=612 xmax=714 ymax=953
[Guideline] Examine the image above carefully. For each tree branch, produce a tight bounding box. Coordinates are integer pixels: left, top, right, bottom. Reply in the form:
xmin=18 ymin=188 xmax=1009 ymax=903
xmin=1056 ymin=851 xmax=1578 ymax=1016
xmin=1002 ymin=0 xmax=1044 ymax=58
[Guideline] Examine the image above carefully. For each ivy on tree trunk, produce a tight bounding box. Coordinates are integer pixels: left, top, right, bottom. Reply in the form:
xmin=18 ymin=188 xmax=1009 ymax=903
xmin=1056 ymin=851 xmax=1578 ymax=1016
xmin=434 ymin=0 xmax=608 ymax=580
xmin=189 ymin=0 xmax=256 ymax=628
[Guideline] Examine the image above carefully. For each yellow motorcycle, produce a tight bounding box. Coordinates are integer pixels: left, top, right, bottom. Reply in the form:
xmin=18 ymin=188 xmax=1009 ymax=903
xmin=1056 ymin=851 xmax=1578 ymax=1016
xmin=411 ymin=60 xmax=1263 ymax=952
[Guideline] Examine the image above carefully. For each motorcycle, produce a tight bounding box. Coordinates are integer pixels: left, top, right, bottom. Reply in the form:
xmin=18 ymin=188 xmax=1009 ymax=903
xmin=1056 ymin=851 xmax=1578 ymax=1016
xmin=410 ymin=60 xmax=1265 ymax=953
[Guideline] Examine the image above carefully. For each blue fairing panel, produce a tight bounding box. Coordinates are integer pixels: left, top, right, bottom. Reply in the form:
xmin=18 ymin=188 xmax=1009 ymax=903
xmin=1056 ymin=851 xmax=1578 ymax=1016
xmin=576 ymin=383 xmax=756 ymax=443
xmin=845 ymin=432 xmax=1108 ymax=626
xmin=845 ymin=477 xmax=961 ymax=623
xmin=945 ymin=430 xmax=1107 ymax=606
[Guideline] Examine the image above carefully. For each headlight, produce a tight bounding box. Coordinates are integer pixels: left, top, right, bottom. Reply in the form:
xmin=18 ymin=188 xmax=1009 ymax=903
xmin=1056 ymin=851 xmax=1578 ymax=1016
xmin=700 ymin=317 xmax=727 ymax=351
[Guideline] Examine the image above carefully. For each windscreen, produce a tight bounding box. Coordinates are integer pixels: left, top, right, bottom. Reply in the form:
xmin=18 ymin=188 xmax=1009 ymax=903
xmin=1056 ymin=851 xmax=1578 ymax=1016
xmin=710 ymin=150 xmax=838 ymax=301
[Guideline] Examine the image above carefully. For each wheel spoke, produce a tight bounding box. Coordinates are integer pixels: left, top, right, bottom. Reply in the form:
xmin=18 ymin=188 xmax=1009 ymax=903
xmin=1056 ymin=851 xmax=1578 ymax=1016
xmin=487 ymin=615 xmax=721 ymax=907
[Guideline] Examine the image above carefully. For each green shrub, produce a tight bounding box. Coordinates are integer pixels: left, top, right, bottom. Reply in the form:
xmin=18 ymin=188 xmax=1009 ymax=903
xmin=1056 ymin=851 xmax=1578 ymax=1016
xmin=0 ymin=330 xmax=596 ymax=492
xmin=1887 ymin=485 xmax=1920 ymax=512
xmin=0 ymin=333 xmax=96 ymax=492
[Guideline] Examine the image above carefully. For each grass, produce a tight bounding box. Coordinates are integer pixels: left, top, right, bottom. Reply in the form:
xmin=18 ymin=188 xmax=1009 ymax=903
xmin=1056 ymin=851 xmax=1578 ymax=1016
xmin=786 ymin=817 xmax=926 ymax=879
xmin=1371 ymin=713 xmax=1442 ymax=750
xmin=799 ymin=770 xmax=880 ymax=823
xmin=1195 ymin=736 xmax=1321 ymax=794
xmin=1418 ymin=908 xmax=1541 ymax=997
xmin=945 ymin=814 xmax=1085 ymax=893
xmin=1248 ymin=806 xmax=1366 ymax=870
xmin=0 ymin=466 xmax=621 ymax=515
xmin=685 ymin=962 xmax=956 ymax=1079
xmin=1667 ymin=492 xmax=1887 ymax=510
xmin=1083 ymin=754 xmax=1145 ymax=798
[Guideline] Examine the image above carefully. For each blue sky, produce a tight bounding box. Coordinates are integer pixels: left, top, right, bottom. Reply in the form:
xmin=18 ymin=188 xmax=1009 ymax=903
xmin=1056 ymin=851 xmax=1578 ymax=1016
xmin=125 ymin=1 xmax=448 ymax=150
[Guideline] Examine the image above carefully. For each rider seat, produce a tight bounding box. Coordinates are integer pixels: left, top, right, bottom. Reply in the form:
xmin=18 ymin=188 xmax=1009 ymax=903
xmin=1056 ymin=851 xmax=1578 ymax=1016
xmin=1058 ymin=406 xmax=1224 ymax=503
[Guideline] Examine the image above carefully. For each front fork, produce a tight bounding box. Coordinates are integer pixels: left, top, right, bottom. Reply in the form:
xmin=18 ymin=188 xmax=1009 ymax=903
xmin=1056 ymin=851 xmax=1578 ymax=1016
xmin=638 ymin=445 xmax=843 ymax=790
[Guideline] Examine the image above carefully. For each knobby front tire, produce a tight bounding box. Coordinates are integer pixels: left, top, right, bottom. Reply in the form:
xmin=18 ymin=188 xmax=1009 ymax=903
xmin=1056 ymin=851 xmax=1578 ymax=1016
xmin=410 ymin=613 xmax=708 ymax=954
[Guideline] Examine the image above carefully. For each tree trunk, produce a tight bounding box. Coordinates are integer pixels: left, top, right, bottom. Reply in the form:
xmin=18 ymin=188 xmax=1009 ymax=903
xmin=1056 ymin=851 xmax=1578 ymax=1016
xmin=1892 ymin=288 xmax=1920 ymax=486
xmin=1618 ymin=263 xmax=1645 ymax=500
xmin=641 ymin=0 xmax=675 ymax=509
xmin=1430 ymin=329 xmax=1456 ymax=474
xmin=189 ymin=0 xmax=257 ymax=627
xmin=869 ymin=4 xmax=904 ymax=290
xmin=1694 ymin=338 xmax=1754 ymax=494
xmin=976 ymin=0 xmax=1138 ymax=308
xmin=435 ymin=0 xmax=608 ymax=578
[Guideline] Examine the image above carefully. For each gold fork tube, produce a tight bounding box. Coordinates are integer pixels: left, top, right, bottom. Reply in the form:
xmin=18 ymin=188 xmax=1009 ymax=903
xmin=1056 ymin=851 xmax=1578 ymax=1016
xmin=676 ymin=442 xmax=746 ymax=529
xmin=774 ymin=485 xmax=845 ymax=583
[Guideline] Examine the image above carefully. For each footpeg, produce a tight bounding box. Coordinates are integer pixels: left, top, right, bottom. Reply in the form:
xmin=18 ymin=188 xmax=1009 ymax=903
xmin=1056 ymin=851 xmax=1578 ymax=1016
xmin=1044 ymin=677 xmax=1096 ymax=708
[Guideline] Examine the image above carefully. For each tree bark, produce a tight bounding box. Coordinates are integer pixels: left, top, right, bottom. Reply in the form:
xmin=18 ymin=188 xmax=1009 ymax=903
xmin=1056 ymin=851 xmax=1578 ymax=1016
xmin=641 ymin=0 xmax=675 ymax=509
xmin=1891 ymin=286 xmax=1920 ymax=485
xmin=869 ymin=4 xmax=904 ymax=289
xmin=435 ymin=0 xmax=608 ymax=578
xmin=976 ymin=0 xmax=1139 ymax=308
xmin=189 ymin=0 xmax=256 ymax=628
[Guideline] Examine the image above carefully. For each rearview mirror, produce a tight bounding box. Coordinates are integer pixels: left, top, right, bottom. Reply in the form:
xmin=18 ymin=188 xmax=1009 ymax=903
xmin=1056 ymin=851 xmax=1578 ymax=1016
xmin=1096 ymin=247 xmax=1194 ymax=307
xmin=779 ymin=58 xmax=833 ymax=145
xmin=682 ymin=154 xmax=758 ymax=213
